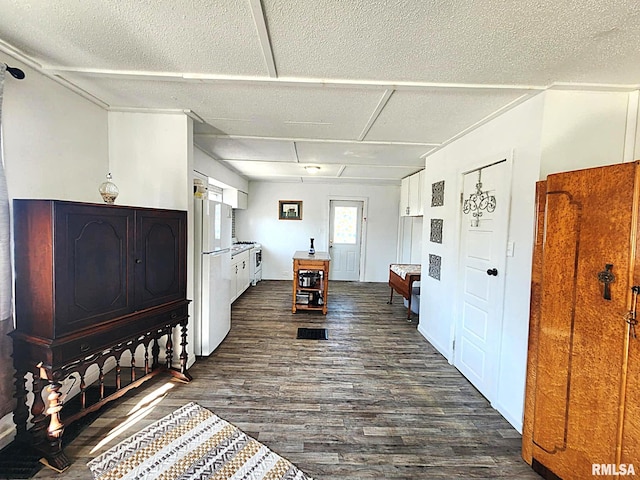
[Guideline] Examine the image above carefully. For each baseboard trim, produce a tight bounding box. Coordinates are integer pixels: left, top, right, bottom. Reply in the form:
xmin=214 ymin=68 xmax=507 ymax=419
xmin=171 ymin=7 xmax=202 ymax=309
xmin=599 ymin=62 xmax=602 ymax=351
xmin=492 ymin=400 xmax=523 ymax=433
xmin=417 ymin=324 xmax=452 ymax=363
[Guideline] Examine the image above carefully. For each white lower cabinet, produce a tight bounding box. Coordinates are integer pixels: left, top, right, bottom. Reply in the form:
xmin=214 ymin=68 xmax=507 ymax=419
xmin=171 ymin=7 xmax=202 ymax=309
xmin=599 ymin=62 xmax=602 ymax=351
xmin=230 ymin=250 xmax=251 ymax=303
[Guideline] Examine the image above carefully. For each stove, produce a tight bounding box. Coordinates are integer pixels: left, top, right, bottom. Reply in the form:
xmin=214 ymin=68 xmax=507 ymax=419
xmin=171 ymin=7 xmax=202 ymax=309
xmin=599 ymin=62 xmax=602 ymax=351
xmin=249 ymin=243 xmax=262 ymax=285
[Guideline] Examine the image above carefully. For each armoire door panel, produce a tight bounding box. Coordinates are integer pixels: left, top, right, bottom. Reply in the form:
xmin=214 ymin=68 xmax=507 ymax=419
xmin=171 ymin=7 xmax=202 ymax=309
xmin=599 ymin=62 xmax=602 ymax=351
xmin=54 ymin=204 xmax=135 ymax=336
xmin=143 ymin=222 xmax=178 ymax=294
xmin=135 ymin=209 xmax=187 ymax=309
xmin=532 ymin=192 xmax=579 ymax=454
xmin=522 ymin=181 xmax=547 ymax=465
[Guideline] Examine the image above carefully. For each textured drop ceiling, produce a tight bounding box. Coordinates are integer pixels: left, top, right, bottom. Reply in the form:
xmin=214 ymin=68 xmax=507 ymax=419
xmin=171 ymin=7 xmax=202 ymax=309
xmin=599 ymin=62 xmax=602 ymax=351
xmin=1 ymin=0 xmax=639 ymax=184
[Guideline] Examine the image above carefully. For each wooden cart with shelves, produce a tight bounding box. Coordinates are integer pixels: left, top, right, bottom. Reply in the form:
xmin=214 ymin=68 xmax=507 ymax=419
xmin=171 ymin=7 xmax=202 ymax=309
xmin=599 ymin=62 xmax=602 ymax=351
xmin=292 ymin=251 xmax=330 ymax=314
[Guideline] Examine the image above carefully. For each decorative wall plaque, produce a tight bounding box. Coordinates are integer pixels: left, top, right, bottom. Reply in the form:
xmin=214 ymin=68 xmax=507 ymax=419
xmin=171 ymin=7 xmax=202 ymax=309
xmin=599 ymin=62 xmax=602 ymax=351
xmin=462 ymin=168 xmax=496 ymax=227
xmin=428 ymin=254 xmax=442 ymax=280
xmin=430 ymin=219 xmax=443 ymax=243
xmin=431 ymin=180 xmax=445 ymax=207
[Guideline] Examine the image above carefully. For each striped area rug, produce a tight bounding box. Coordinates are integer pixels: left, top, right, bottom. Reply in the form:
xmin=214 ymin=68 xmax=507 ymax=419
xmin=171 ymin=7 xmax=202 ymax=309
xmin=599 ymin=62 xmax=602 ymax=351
xmin=87 ymin=402 xmax=313 ymax=480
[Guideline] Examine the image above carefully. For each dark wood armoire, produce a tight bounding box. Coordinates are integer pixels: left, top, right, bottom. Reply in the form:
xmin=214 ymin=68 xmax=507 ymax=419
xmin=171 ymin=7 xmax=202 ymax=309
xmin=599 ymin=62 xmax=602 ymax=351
xmin=10 ymin=200 xmax=192 ymax=472
xmin=522 ymin=162 xmax=640 ymax=479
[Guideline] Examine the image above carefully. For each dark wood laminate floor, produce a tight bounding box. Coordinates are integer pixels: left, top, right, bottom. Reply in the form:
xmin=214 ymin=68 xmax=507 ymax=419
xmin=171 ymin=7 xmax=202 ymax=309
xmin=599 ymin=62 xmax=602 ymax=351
xmin=32 ymin=280 xmax=539 ymax=479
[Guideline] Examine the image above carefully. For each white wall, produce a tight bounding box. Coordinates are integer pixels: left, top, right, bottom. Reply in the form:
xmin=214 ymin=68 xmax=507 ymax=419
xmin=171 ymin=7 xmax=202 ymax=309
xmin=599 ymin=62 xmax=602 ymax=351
xmin=3 ymin=61 xmax=108 ymax=202
xmin=419 ymin=89 xmax=636 ymax=433
xmin=634 ymin=91 xmax=640 ymax=160
xmin=109 ymin=112 xmax=192 ymax=210
xmin=108 ymin=111 xmax=195 ymax=369
xmin=235 ymin=181 xmax=399 ymax=282
xmin=420 ymin=93 xmax=545 ymax=432
xmin=1 ymin=56 xmax=109 ymax=450
xmin=540 ymin=90 xmax=630 ymax=178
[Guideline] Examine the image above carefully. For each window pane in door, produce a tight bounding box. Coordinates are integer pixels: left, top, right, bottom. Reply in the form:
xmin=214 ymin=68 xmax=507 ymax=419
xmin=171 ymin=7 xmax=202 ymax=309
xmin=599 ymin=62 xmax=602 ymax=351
xmin=333 ymin=206 xmax=357 ymax=244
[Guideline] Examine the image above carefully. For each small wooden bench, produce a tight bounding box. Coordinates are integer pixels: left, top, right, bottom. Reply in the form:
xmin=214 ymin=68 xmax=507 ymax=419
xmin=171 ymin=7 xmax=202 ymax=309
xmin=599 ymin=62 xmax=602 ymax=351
xmin=387 ymin=264 xmax=421 ymax=320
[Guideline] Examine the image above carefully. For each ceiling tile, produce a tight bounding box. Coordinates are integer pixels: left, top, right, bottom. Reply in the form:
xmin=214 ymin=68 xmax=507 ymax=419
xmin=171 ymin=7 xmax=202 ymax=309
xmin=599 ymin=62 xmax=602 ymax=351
xmin=340 ymin=165 xmax=420 ymax=181
xmin=263 ymin=0 xmax=640 ymax=85
xmin=64 ymin=75 xmax=385 ymax=140
xmin=0 ymin=0 xmax=266 ymax=75
xmin=195 ymin=137 xmax=296 ymax=162
xmin=302 ymin=176 xmax=399 ymax=186
xmin=249 ymin=176 xmax=302 ymax=183
xmin=365 ymin=89 xmax=534 ymax=144
xmin=295 ymin=142 xmax=431 ymax=167
xmin=223 ymin=160 xmax=342 ymax=178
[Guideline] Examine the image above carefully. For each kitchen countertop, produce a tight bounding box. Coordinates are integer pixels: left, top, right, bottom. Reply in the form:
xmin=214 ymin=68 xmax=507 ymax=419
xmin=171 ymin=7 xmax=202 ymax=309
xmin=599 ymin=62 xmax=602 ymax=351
xmin=231 ymin=244 xmax=254 ymax=256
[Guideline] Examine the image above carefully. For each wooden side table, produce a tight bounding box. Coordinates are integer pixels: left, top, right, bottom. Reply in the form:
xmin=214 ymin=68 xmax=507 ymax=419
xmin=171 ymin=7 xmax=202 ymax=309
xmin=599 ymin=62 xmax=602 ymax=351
xmin=292 ymin=251 xmax=330 ymax=314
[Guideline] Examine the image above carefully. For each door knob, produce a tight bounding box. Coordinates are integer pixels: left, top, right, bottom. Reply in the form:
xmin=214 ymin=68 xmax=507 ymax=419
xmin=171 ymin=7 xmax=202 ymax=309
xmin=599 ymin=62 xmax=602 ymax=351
xmin=486 ymin=268 xmax=498 ymax=276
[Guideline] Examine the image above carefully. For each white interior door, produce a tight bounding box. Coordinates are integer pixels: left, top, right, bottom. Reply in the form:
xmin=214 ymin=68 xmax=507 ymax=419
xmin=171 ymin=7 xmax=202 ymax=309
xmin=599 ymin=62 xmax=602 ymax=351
xmin=454 ymin=160 xmax=509 ymax=400
xmin=329 ymin=200 xmax=363 ymax=281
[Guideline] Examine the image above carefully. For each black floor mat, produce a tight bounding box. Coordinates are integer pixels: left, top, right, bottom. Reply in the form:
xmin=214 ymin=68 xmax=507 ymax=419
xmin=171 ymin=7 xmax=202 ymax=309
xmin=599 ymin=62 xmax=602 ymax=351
xmin=297 ymin=328 xmax=328 ymax=340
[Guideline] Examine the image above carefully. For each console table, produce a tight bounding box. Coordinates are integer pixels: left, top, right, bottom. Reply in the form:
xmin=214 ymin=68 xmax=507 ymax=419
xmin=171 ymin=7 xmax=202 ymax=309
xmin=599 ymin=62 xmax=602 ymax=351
xmin=292 ymin=251 xmax=330 ymax=314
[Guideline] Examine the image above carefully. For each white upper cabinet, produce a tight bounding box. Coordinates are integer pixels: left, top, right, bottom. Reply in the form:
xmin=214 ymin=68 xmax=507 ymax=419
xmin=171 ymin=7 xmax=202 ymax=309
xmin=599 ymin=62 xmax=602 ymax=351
xmin=400 ymin=177 xmax=411 ymax=216
xmin=237 ymin=190 xmax=248 ymax=209
xmin=400 ymin=170 xmax=424 ymax=217
xmin=418 ymin=170 xmax=425 ymax=216
xmin=409 ymin=171 xmax=422 ymax=216
xmin=223 ymin=188 xmax=248 ymax=209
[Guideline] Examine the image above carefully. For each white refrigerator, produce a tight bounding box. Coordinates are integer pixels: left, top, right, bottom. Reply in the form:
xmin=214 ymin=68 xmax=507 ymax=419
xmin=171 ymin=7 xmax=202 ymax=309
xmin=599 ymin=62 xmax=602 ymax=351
xmin=194 ymin=198 xmax=232 ymax=356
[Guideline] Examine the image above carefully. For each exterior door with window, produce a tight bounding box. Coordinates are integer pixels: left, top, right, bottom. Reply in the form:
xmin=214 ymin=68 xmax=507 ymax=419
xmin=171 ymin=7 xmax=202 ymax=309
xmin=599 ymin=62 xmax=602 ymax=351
xmin=454 ymin=160 xmax=509 ymax=400
xmin=329 ymin=200 xmax=363 ymax=281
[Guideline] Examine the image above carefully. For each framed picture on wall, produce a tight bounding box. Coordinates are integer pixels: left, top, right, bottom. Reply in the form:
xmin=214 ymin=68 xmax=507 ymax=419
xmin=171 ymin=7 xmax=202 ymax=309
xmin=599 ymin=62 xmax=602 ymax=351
xmin=279 ymin=200 xmax=302 ymax=220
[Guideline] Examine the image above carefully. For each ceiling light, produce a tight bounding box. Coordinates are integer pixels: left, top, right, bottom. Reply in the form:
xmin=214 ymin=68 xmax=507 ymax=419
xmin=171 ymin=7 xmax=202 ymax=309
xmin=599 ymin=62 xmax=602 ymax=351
xmin=305 ymin=166 xmax=321 ymax=174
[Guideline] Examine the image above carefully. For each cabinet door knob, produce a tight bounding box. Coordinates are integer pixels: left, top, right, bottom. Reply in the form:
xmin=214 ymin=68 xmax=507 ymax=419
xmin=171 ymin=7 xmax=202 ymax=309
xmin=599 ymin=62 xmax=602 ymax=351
xmin=135 ymin=258 xmax=142 ymax=264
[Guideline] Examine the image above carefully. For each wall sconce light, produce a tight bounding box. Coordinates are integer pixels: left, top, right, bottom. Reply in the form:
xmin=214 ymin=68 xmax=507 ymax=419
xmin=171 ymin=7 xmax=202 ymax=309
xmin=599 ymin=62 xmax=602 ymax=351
xmin=462 ymin=168 xmax=496 ymax=227
xmin=305 ymin=165 xmax=321 ymax=174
